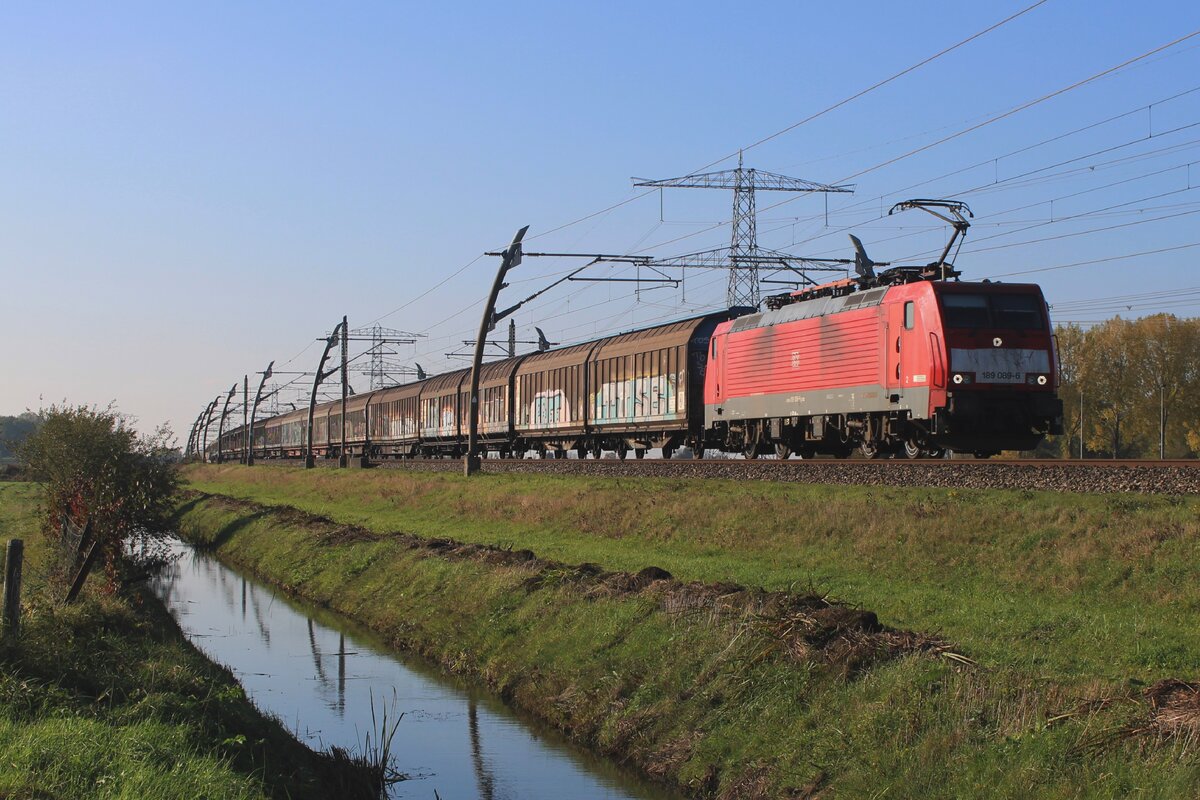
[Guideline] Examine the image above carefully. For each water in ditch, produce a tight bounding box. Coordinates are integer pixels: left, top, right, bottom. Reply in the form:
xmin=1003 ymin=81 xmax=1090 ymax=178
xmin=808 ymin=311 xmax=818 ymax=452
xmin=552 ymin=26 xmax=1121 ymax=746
xmin=151 ymin=540 xmax=678 ymax=800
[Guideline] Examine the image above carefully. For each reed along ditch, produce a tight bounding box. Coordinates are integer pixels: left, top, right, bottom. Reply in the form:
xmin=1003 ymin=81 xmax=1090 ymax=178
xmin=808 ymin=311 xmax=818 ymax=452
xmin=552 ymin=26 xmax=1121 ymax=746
xmin=152 ymin=539 xmax=677 ymax=799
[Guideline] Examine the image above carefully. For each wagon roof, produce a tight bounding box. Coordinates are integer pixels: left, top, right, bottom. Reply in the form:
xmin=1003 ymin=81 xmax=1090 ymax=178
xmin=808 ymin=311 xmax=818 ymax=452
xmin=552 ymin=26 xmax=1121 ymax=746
xmin=468 ymin=356 xmax=524 ymax=388
xmin=370 ymin=380 xmax=425 ymax=404
xmin=423 ymin=367 xmax=470 ymax=394
xmin=343 ymin=390 xmax=374 ymax=414
xmin=514 ymin=341 xmax=597 ymax=374
xmin=591 ymin=314 xmax=727 ymax=359
xmin=267 ymin=407 xmax=309 ymax=427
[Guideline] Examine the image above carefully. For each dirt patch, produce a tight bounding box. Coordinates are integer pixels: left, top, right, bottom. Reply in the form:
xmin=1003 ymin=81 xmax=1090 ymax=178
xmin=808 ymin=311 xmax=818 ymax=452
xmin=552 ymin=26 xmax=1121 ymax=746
xmin=1144 ymin=678 xmax=1200 ymax=740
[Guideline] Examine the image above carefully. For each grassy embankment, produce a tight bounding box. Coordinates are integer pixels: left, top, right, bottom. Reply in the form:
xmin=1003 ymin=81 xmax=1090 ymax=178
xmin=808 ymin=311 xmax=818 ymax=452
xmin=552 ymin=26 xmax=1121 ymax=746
xmin=180 ymin=463 xmax=1200 ymax=798
xmin=0 ymin=481 xmax=381 ymax=800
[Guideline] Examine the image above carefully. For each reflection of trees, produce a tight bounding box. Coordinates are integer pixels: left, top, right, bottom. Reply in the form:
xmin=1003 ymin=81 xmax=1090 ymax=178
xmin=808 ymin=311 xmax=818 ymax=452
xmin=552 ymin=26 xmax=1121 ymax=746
xmin=468 ymin=699 xmax=495 ymax=800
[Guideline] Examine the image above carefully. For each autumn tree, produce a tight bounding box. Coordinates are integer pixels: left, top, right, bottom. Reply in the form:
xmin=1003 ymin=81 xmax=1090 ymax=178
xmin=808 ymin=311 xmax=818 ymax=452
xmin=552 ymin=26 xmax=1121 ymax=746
xmin=1049 ymin=314 xmax=1199 ymax=459
xmin=19 ymin=405 xmax=180 ymax=591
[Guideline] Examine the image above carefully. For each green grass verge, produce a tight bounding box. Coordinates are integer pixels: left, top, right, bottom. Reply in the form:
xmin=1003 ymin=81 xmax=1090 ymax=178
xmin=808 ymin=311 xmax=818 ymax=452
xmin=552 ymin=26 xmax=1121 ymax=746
xmin=0 ymin=482 xmax=378 ymax=800
xmin=179 ymin=465 xmax=1200 ymax=798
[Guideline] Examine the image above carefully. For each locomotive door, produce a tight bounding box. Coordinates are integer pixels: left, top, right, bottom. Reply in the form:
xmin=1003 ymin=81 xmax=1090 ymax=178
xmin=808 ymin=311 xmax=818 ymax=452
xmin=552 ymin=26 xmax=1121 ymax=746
xmin=887 ymin=300 xmax=920 ymax=397
xmin=885 ymin=304 xmax=905 ymax=397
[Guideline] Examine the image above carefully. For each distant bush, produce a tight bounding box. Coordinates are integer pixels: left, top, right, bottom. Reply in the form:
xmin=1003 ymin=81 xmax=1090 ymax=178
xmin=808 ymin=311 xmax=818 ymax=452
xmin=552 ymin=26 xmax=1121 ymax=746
xmin=19 ymin=405 xmax=179 ymax=592
xmin=0 ymin=413 xmax=41 ymax=462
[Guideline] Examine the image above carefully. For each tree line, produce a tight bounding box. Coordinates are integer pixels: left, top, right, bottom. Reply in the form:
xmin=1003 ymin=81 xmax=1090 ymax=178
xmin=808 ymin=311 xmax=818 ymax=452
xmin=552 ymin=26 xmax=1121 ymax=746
xmin=1041 ymin=314 xmax=1200 ymax=459
xmin=0 ymin=413 xmax=40 ymax=462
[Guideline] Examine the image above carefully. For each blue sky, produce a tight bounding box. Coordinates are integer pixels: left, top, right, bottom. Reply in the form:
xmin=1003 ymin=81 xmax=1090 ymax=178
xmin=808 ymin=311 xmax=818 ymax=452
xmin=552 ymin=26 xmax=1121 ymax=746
xmin=3 ymin=1 xmax=1199 ymax=437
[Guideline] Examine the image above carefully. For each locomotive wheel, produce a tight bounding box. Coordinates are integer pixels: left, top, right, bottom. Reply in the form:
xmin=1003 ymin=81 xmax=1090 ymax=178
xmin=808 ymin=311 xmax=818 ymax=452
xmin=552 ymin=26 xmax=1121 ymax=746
xmin=859 ymin=440 xmax=880 ymax=459
xmin=903 ymin=440 xmax=922 ymax=460
xmin=923 ymin=447 xmax=945 ymax=459
xmin=774 ymin=443 xmax=793 ymax=460
xmin=741 ymin=426 xmax=762 ymax=460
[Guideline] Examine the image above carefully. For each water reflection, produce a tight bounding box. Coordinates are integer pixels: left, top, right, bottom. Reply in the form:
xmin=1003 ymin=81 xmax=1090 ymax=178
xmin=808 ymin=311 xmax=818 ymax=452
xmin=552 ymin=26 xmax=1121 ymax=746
xmin=152 ymin=542 xmax=675 ymax=799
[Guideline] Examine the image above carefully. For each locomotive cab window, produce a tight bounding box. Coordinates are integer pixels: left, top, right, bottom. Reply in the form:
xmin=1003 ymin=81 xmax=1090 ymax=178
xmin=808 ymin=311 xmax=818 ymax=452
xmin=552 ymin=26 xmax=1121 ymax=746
xmin=940 ymin=294 xmax=989 ymax=329
xmin=903 ymin=301 xmax=915 ymax=330
xmin=991 ymin=293 xmax=1044 ymax=330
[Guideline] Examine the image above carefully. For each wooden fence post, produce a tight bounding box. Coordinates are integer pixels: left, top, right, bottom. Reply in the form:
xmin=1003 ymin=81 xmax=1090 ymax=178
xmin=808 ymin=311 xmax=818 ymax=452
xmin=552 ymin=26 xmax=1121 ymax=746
xmin=3 ymin=539 xmax=23 ymax=636
xmin=64 ymin=520 xmax=97 ymax=605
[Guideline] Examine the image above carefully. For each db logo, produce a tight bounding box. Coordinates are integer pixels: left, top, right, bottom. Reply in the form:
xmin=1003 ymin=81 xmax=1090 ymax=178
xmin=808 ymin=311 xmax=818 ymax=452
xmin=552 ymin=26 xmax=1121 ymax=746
xmin=790 ymin=351 xmax=800 ymax=369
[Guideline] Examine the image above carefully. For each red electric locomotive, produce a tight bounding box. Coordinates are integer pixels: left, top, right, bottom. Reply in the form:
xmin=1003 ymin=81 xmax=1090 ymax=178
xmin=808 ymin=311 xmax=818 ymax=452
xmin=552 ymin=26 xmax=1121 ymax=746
xmin=702 ymin=200 xmax=1064 ymax=458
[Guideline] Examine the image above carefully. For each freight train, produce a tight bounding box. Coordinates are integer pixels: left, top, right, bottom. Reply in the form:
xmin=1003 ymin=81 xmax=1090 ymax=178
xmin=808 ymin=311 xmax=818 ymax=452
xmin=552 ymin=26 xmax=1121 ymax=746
xmin=211 ymin=204 xmax=1064 ymax=462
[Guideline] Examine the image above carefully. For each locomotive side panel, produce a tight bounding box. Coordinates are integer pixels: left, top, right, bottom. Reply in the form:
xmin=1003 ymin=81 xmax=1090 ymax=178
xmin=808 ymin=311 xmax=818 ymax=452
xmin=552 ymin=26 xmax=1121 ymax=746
xmin=711 ymin=303 xmax=898 ymax=422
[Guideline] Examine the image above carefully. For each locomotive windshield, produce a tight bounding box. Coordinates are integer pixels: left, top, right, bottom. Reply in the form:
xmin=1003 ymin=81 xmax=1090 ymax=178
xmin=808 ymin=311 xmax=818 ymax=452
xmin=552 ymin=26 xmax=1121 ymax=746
xmin=939 ymin=291 xmax=1044 ymax=330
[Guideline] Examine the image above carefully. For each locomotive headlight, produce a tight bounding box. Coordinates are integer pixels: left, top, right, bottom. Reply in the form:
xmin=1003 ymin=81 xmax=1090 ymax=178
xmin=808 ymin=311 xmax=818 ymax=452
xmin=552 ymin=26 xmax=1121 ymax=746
xmin=953 ymin=373 xmax=963 ymax=384
xmin=1037 ymin=375 xmax=1048 ymax=386
xmin=952 ymin=373 xmax=972 ymax=385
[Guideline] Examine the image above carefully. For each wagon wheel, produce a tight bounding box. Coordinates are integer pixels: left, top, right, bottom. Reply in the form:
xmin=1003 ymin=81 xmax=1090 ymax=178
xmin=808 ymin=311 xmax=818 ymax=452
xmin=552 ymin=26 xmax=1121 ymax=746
xmin=589 ymin=444 xmax=602 ymax=460
xmin=774 ymin=443 xmax=793 ymax=460
xmin=616 ymin=441 xmax=629 ymax=460
xmin=903 ymin=440 xmax=922 ymax=460
xmin=634 ymin=448 xmax=645 ymax=459
xmin=661 ymin=446 xmax=675 ymax=461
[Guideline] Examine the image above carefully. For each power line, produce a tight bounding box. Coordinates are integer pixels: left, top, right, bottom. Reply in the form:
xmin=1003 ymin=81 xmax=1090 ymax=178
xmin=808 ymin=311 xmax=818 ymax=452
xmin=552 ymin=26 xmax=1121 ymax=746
xmin=522 ymin=2 xmax=1048 ymax=245
xmin=985 ymin=240 xmax=1200 ymax=278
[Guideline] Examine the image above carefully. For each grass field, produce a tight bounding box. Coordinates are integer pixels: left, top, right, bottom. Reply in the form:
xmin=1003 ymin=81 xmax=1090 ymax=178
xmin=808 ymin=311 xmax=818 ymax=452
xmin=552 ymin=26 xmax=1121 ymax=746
xmin=179 ymin=464 xmax=1200 ymax=798
xmin=0 ymin=481 xmax=381 ymax=800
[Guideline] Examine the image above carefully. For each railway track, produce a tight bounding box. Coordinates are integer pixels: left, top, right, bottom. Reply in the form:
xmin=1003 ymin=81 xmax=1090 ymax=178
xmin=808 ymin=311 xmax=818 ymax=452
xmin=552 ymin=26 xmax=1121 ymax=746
xmin=248 ymin=456 xmax=1199 ymax=495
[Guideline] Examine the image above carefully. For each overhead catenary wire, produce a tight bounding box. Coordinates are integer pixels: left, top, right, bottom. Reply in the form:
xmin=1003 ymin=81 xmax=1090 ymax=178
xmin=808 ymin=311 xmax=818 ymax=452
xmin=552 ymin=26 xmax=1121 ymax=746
xmin=520 ymin=1 xmax=1050 ymax=245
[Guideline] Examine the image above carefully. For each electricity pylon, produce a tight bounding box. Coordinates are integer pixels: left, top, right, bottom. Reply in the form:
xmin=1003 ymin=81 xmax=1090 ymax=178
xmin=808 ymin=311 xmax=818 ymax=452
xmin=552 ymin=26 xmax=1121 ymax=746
xmin=635 ymin=152 xmax=852 ymax=308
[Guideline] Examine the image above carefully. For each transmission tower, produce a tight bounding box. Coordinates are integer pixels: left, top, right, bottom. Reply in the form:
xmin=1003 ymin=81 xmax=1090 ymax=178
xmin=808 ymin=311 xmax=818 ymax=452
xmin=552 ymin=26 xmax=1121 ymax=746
xmin=347 ymin=325 xmax=424 ymax=389
xmin=635 ymin=152 xmax=853 ymax=308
